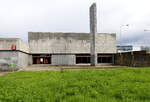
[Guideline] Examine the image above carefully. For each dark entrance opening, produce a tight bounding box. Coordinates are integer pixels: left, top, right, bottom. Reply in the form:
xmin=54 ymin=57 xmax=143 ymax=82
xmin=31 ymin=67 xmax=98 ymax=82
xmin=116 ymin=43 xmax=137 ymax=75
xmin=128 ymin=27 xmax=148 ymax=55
xmin=32 ymin=54 xmax=51 ymax=64
xmin=76 ymin=54 xmax=90 ymax=64
xmin=97 ymin=54 xmax=112 ymax=63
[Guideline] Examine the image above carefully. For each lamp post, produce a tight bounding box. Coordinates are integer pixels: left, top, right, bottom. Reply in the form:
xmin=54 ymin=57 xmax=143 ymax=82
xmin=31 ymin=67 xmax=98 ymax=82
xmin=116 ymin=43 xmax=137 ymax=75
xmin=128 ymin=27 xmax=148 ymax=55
xmin=144 ymin=29 xmax=150 ymax=32
xmin=143 ymin=29 xmax=150 ymax=45
xmin=119 ymin=24 xmax=129 ymax=45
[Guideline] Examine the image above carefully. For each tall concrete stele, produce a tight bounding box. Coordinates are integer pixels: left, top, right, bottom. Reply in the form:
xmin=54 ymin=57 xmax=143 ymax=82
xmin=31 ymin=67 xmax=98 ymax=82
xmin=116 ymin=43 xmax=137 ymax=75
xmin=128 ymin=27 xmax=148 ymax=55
xmin=90 ymin=3 xmax=97 ymax=66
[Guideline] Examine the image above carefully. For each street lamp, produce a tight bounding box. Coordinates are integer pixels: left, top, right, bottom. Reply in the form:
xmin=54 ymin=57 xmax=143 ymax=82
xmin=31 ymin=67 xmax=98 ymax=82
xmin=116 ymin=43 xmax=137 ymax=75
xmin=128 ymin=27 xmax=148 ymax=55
xmin=144 ymin=29 xmax=150 ymax=32
xmin=143 ymin=29 xmax=150 ymax=45
xmin=119 ymin=24 xmax=129 ymax=45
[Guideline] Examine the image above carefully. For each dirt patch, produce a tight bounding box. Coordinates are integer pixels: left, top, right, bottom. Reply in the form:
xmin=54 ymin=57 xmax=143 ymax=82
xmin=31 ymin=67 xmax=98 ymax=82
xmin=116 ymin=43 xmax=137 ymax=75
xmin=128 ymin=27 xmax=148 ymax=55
xmin=0 ymin=72 xmax=8 ymax=76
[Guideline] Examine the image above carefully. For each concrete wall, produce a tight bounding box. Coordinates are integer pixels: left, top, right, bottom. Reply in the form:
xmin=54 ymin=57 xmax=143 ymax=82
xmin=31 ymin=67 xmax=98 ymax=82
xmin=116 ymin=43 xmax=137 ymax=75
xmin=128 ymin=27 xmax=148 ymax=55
xmin=0 ymin=38 xmax=30 ymax=68
xmin=96 ymin=34 xmax=116 ymax=53
xmin=0 ymin=51 xmax=18 ymax=65
xmin=0 ymin=38 xmax=29 ymax=53
xmin=18 ymin=52 xmax=31 ymax=68
xmin=0 ymin=38 xmax=19 ymax=50
xmin=0 ymin=51 xmax=30 ymax=69
xmin=52 ymin=55 xmax=75 ymax=65
xmin=29 ymin=32 xmax=116 ymax=54
xmin=18 ymin=40 xmax=29 ymax=53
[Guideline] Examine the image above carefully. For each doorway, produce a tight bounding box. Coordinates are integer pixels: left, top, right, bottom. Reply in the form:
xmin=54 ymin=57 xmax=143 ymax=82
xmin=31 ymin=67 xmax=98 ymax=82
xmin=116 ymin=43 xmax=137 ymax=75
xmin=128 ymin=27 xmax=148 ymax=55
xmin=32 ymin=54 xmax=51 ymax=64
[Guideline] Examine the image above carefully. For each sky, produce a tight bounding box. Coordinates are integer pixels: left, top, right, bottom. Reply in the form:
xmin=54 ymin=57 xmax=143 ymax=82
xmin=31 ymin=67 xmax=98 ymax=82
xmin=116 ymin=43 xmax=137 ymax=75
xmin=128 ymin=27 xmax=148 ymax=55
xmin=0 ymin=0 xmax=150 ymax=46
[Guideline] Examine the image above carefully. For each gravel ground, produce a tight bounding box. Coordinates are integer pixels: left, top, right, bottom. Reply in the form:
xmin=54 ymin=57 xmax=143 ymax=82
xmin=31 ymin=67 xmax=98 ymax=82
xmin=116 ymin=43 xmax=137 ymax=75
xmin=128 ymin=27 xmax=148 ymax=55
xmin=23 ymin=65 xmax=126 ymax=71
xmin=0 ymin=65 xmax=127 ymax=75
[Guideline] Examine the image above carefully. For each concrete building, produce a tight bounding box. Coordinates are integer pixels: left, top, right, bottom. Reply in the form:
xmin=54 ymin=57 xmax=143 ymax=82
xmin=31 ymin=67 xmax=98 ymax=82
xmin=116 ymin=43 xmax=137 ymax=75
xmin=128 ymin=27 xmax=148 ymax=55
xmin=117 ymin=45 xmax=133 ymax=52
xmin=115 ymin=51 xmax=150 ymax=67
xmin=0 ymin=3 xmax=117 ymax=69
xmin=0 ymin=38 xmax=31 ymax=69
xmin=140 ymin=46 xmax=150 ymax=51
xmin=29 ymin=32 xmax=116 ymax=65
xmin=0 ymin=32 xmax=116 ymax=68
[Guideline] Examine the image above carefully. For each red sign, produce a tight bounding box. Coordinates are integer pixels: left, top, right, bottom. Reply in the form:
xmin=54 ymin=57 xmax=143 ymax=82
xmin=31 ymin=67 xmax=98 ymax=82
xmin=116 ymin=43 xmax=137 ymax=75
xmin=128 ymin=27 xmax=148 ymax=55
xmin=11 ymin=45 xmax=16 ymax=50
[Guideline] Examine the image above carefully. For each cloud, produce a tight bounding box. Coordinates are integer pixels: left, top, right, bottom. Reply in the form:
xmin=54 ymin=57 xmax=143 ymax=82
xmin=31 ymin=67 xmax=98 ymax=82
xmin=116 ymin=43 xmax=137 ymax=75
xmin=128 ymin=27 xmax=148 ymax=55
xmin=0 ymin=0 xmax=150 ymax=45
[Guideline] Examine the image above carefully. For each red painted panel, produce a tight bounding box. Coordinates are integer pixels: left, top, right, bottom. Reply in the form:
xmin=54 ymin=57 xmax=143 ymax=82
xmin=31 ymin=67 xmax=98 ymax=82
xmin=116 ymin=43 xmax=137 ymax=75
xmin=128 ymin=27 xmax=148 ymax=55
xmin=11 ymin=45 xmax=16 ymax=50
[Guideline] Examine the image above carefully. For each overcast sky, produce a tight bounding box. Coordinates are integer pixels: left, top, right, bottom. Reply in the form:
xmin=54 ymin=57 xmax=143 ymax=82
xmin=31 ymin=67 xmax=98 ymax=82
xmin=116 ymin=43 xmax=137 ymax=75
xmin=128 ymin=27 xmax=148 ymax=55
xmin=0 ymin=0 xmax=150 ymax=46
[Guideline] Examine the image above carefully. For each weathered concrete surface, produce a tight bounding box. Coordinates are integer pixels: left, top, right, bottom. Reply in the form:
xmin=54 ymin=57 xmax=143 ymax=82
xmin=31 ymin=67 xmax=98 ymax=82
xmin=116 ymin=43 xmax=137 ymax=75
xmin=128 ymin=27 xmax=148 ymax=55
xmin=0 ymin=51 xmax=30 ymax=70
xmin=0 ymin=38 xmax=18 ymax=50
xmin=18 ymin=40 xmax=29 ymax=53
xmin=90 ymin=3 xmax=97 ymax=66
xmin=0 ymin=51 xmax=18 ymax=71
xmin=96 ymin=34 xmax=116 ymax=53
xmin=0 ymin=38 xmax=30 ymax=70
xmin=0 ymin=38 xmax=29 ymax=53
xmin=28 ymin=32 xmax=116 ymax=54
xmin=52 ymin=55 xmax=75 ymax=65
xmin=18 ymin=52 xmax=31 ymax=68
xmin=0 ymin=51 xmax=18 ymax=65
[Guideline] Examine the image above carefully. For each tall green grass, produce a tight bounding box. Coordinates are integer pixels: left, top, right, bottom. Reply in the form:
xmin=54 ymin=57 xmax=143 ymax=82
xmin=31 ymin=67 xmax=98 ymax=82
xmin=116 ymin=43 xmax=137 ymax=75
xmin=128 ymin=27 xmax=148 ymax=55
xmin=0 ymin=68 xmax=150 ymax=102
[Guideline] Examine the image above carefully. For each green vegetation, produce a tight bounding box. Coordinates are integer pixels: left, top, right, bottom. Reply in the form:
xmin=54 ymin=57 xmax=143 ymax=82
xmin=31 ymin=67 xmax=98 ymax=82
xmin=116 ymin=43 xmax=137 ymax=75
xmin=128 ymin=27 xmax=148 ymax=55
xmin=0 ymin=68 xmax=150 ymax=102
xmin=0 ymin=64 xmax=18 ymax=72
xmin=8 ymin=64 xmax=18 ymax=71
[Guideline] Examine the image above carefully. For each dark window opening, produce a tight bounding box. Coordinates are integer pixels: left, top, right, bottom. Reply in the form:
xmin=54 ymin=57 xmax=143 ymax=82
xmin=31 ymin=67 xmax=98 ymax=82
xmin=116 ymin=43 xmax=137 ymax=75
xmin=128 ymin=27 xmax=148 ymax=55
xmin=32 ymin=54 xmax=51 ymax=64
xmin=97 ymin=54 xmax=112 ymax=63
xmin=76 ymin=54 xmax=90 ymax=64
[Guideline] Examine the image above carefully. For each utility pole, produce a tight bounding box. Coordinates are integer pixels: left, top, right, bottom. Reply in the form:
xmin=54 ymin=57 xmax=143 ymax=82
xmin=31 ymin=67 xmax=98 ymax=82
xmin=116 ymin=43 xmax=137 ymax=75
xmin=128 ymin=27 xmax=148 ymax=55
xmin=119 ymin=24 xmax=129 ymax=45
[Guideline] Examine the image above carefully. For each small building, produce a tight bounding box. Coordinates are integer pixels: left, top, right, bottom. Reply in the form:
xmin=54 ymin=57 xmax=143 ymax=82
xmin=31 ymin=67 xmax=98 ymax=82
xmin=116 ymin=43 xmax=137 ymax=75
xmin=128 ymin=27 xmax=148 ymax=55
xmin=140 ymin=46 xmax=150 ymax=51
xmin=115 ymin=51 xmax=150 ymax=67
xmin=117 ymin=45 xmax=133 ymax=52
xmin=0 ymin=38 xmax=31 ymax=69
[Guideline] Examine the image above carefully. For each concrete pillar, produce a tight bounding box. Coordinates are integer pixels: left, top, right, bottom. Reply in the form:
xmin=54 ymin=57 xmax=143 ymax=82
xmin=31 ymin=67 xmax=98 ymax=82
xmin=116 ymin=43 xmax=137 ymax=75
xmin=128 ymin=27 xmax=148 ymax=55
xmin=112 ymin=54 xmax=115 ymax=65
xmin=90 ymin=3 xmax=97 ymax=66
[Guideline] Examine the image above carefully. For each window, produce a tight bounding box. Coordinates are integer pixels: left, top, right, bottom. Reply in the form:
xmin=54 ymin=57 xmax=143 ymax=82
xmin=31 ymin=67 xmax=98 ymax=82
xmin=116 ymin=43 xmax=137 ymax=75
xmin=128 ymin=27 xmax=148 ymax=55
xmin=97 ymin=54 xmax=112 ymax=63
xmin=76 ymin=54 xmax=90 ymax=64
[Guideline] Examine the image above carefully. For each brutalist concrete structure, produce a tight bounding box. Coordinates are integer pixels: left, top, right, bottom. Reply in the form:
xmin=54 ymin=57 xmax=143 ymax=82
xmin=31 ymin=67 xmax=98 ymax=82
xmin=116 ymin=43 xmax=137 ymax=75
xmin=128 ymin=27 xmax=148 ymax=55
xmin=0 ymin=33 xmax=116 ymax=67
xmin=90 ymin=3 xmax=97 ymax=66
xmin=0 ymin=3 xmax=117 ymax=68
xmin=0 ymin=38 xmax=32 ymax=70
xmin=29 ymin=32 xmax=116 ymax=65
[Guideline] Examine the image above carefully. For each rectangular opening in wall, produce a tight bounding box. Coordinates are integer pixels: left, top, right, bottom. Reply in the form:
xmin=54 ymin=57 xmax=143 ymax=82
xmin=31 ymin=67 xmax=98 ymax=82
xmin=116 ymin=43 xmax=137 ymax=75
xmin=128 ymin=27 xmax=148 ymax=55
xmin=32 ymin=54 xmax=51 ymax=64
xmin=76 ymin=54 xmax=90 ymax=64
xmin=97 ymin=54 xmax=112 ymax=63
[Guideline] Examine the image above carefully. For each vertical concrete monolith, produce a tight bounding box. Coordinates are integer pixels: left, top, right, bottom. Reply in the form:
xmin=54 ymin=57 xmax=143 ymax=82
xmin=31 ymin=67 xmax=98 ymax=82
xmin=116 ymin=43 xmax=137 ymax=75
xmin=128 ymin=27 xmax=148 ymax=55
xmin=90 ymin=3 xmax=97 ymax=66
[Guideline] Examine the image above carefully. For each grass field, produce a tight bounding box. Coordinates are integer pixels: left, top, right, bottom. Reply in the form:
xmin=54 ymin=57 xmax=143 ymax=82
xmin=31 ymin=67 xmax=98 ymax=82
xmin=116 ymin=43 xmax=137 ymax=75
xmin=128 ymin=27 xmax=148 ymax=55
xmin=0 ymin=68 xmax=150 ymax=102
